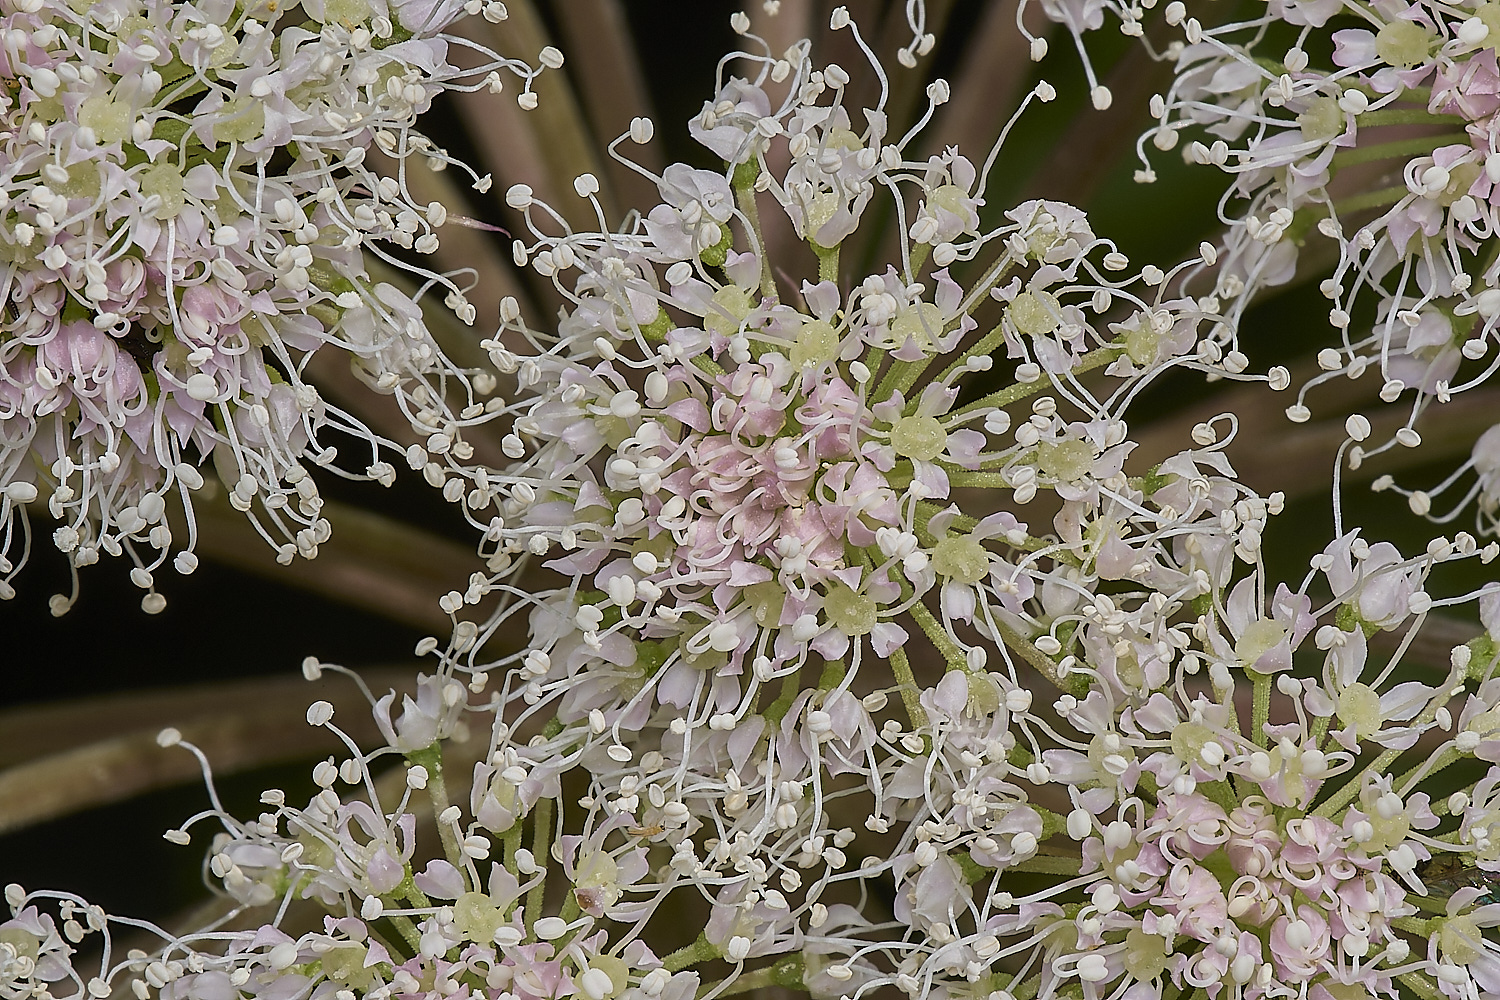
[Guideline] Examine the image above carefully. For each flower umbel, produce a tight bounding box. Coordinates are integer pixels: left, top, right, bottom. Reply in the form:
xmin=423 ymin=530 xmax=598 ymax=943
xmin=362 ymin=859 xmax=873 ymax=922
xmin=13 ymin=8 xmax=1500 ymax=1000
xmin=0 ymin=0 xmax=534 ymax=610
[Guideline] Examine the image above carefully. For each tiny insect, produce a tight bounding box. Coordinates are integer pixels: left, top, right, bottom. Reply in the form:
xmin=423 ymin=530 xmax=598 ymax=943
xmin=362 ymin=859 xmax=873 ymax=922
xmin=1416 ymin=855 xmax=1500 ymax=908
xmin=628 ymin=823 xmax=666 ymax=839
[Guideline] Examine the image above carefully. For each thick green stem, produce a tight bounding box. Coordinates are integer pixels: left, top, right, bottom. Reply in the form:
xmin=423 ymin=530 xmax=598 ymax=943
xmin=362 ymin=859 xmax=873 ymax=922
xmin=1332 ymin=133 xmax=1469 ymax=170
xmin=504 ymin=824 xmax=523 ymax=861
xmin=933 ymin=322 xmax=1011 ymax=385
xmin=399 ymin=873 xmax=432 ymax=910
xmin=817 ymin=658 xmax=847 ymax=691
xmin=557 ymin=890 xmax=581 ymax=925
xmin=889 ymin=646 xmax=929 ymax=731
xmin=1007 ymin=971 xmax=1044 ymax=1000
xmin=1393 ymin=744 xmax=1463 ymax=797
xmin=662 ymin=933 xmax=718 ymax=972
xmin=408 ymin=745 xmax=466 ymax=875
xmin=1311 ymin=712 xmax=1330 ymax=748
xmin=1357 ymin=108 xmax=1464 ymax=128
xmin=649 ymin=310 xmax=726 ymax=379
xmin=692 ymin=354 xmax=727 ymax=378
xmin=1334 ymin=185 xmax=1408 ymax=215
xmin=501 ymin=824 xmax=523 ymax=908
xmin=525 ymin=796 xmax=554 ymax=926
xmin=1005 ymin=853 xmax=1087 ymax=875
xmin=1201 ymin=778 xmax=1239 ymax=814
xmin=949 ymin=472 xmax=1023 ymax=487
xmin=913 ymin=500 xmax=977 ymax=541
xmin=908 ymin=242 xmax=930 ymax=276
xmin=1251 ymin=671 xmax=1271 ymax=748
xmin=814 ymin=243 xmax=840 ymax=284
xmin=876 ymin=260 xmax=1017 ymax=403
xmin=763 ymin=670 xmax=803 ymax=724
xmin=877 ymin=357 xmax=940 ymax=403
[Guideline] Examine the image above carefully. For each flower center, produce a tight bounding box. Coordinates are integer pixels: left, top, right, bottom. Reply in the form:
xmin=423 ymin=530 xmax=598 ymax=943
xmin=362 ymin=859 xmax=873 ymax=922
xmin=1336 ymin=682 xmax=1382 ymax=738
xmin=1009 ymin=289 xmax=1061 ymax=335
xmin=825 ymin=582 xmax=877 ymax=636
xmin=790 ymin=318 xmax=840 ymax=368
xmin=890 ymin=414 xmax=947 ymax=460
xmin=933 ymin=534 xmax=988 ymax=584
xmin=1375 ymin=19 xmax=1433 ymax=69
xmin=1037 ymin=439 xmax=1093 ymax=482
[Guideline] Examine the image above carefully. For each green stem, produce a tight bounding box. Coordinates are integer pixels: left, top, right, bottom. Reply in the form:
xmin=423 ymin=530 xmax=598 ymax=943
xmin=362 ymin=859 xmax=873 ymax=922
xmin=711 ymin=956 xmax=805 ymax=996
xmin=889 ymin=646 xmax=929 ymax=731
xmin=913 ymin=500 xmax=977 ymax=542
xmin=763 ymin=669 xmax=803 ymax=724
xmin=933 ymin=321 xmax=1011 ymax=385
xmin=501 ymin=824 xmax=523 ymax=907
xmin=1315 ymin=659 xmax=1463 ymax=819
xmin=1311 ymin=713 xmax=1330 ymax=749
xmin=951 ymin=345 xmax=1124 ymax=420
xmin=558 ymin=890 xmax=581 ymax=925
xmin=1399 ymin=972 xmax=1447 ymax=1000
xmin=1005 ymin=853 xmax=1087 ymax=875
xmin=1411 ymin=889 xmax=1456 ymax=914
xmin=732 ymin=160 xmax=774 ymax=300
xmin=814 ymin=243 xmax=840 ymax=284
xmin=817 ymin=657 xmax=847 ymax=691
xmin=692 ymin=354 xmax=727 ymax=379
xmin=994 ymin=616 xmax=1086 ymax=695
xmin=1316 ymin=734 xmax=1427 ymax=819
xmin=645 ymin=310 xmax=725 ymax=379
xmin=385 ymin=913 xmax=423 ymax=953
xmin=1007 ymin=972 xmax=1044 ymax=1000
xmin=525 ymin=796 xmax=554 ymax=927
xmin=908 ymin=597 xmax=968 ymax=670
xmin=876 ymin=357 xmax=939 ymax=404
xmin=1201 ymin=778 xmax=1239 ymax=814
xmin=1332 ymin=133 xmax=1469 ymax=170
xmin=1333 ymin=185 xmax=1409 ymax=215
xmin=662 ymin=933 xmax=718 ymax=972
xmin=399 ymin=872 xmax=432 ymax=910
xmin=1392 ymin=745 xmax=1462 ymax=796
xmin=875 ymin=260 xmax=1016 ymax=403
xmin=948 ymin=472 xmax=1024 ymax=487
xmin=408 ymin=745 xmax=466 ymax=876
xmin=908 ymin=242 xmax=930 ymax=276
xmin=1357 ymin=108 xmax=1464 ymax=128
xmin=1251 ymin=670 xmax=1271 ymax=748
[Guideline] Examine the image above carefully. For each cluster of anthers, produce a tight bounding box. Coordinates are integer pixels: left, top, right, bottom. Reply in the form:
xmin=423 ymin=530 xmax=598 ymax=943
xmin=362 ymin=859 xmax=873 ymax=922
xmin=9 ymin=8 xmax=1500 ymax=1000
xmin=0 ymin=0 xmax=539 ymax=610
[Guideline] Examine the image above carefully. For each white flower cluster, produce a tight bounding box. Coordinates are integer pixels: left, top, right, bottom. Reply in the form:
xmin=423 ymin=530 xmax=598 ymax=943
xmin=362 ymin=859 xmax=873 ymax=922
xmin=12 ymin=9 xmax=1500 ymax=1000
xmin=0 ymin=0 xmax=531 ymax=610
xmin=972 ymin=0 xmax=1500 ymax=536
xmin=1119 ymin=0 xmax=1500 ymax=538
